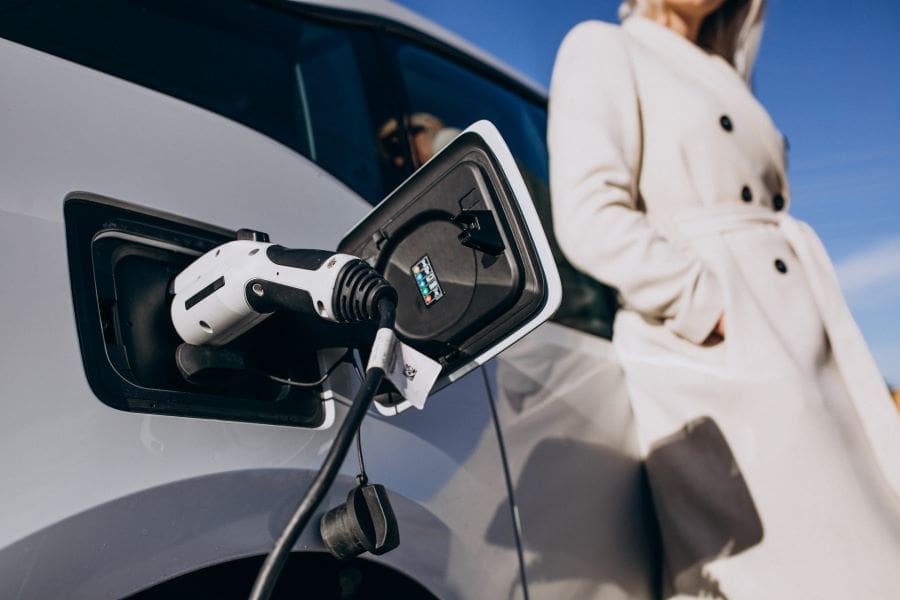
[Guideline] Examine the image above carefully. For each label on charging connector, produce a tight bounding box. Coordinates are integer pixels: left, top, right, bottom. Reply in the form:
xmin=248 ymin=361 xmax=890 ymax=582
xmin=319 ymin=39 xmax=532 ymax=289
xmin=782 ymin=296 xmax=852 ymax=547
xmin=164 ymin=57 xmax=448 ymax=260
xmin=367 ymin=329 xmax=440 ymax=410
xmin=411 ymin=255 xmax=444 ymax=307
xmin=384 ymin=340 xmax=442 ymax=410
xmin=369 ymin=328 xmax=398 ymax=373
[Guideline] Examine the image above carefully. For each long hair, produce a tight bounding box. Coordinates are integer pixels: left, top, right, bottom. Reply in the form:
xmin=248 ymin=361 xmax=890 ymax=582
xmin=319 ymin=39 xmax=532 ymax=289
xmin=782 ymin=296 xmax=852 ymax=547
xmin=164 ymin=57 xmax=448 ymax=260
xmin=618 ymin=0 xmax=766 ymax=81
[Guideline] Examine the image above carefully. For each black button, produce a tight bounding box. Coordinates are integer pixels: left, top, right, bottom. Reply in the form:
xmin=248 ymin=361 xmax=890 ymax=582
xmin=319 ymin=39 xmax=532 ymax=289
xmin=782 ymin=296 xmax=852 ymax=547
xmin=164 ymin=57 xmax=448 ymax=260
xmin=774 ymin=259 xmax=788 ymax=274
xmin=720 ymin=115 xmax=733 ymax=131
xmin=741 ymin=186 xmax=753 ymax=202
xmin=773 ymin=193 xmax=785 ymax=211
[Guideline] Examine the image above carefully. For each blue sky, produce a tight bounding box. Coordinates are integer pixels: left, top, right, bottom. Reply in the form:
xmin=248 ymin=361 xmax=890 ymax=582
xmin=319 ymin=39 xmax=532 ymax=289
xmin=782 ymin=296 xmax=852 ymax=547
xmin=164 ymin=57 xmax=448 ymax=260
xmin=397 ymin=0 xmax=900 ymax=384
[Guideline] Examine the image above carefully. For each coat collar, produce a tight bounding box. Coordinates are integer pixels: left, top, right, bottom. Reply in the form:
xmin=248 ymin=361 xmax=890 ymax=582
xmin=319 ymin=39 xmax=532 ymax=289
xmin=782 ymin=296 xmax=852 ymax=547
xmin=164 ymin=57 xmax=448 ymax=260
xmin=622 ymin=16 xmax=784 ymax=178
xmin=622 ymin=16 xmax=746 ymax=89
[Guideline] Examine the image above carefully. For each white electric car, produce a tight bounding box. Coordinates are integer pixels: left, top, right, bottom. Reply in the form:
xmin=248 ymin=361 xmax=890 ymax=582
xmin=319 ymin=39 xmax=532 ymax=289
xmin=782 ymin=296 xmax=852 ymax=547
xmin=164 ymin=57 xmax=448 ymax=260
xmin=0 ymin=1 xmax=659 ymax=598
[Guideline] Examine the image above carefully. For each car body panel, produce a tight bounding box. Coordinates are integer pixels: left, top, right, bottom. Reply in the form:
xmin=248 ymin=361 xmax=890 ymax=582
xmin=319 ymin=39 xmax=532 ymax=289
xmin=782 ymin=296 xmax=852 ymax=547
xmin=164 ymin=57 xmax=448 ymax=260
xmin=488 ymin=324 xmax=660 ymax=599
xmin=0 ymin=1 xmax=657 ymax=596
xmin=0 ymin=37 xmax=521 ymax=598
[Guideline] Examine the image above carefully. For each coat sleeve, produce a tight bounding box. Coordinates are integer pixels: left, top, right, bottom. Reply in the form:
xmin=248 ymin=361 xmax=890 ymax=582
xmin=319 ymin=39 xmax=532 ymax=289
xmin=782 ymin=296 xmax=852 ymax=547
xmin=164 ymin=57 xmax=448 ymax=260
xmin=548 ymin=21 xmax=723 ymax=344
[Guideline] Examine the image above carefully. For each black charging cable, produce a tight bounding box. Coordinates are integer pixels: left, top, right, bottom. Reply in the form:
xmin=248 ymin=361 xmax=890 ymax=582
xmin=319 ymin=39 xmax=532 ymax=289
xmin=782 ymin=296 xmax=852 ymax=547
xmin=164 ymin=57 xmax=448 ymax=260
xmin=248 ymin=297 xmax=397 ymax=600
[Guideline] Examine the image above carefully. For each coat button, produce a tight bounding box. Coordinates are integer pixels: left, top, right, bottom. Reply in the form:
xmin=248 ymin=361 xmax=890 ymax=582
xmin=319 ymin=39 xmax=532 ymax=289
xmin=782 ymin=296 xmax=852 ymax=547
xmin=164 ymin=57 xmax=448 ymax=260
xmin=773 ymin=193 xmax=785 ymax=211
xmin=741 ymin=186 xmax=753 ymax=202
xmin=774 ymin=258 xmax=788 ymax=274
xmin=720 ymin=115 xmax=733 ymax=131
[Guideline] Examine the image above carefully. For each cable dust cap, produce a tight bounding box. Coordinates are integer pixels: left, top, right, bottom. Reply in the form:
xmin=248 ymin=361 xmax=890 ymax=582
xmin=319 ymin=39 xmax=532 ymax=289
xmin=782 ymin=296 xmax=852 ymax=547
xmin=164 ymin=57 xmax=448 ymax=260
xmin=320 ymin=484 xmax=399 ymax=559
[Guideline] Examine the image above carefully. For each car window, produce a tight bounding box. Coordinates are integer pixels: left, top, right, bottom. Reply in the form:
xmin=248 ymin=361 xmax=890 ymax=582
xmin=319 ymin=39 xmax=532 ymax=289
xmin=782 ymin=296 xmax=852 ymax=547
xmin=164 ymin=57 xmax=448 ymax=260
xmin=390 ymin=41 xmax=617 ymax=338
xmin=0 ymin=0 xmax=398 ymax=204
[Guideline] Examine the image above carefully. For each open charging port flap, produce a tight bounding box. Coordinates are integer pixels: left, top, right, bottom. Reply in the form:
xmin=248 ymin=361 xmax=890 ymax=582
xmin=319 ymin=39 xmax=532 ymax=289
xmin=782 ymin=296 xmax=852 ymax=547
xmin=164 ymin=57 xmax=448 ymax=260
xmin=340 ymin=121 xmax=562 ymax=406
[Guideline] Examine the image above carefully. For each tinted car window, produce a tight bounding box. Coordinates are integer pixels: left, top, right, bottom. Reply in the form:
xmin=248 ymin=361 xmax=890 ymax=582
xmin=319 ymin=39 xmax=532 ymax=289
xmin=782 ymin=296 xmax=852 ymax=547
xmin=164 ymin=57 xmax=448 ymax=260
xmin=390 ymin=41 xmax=617 ymax=338
xmin=0 ymin=0 xmax=397 ymax=204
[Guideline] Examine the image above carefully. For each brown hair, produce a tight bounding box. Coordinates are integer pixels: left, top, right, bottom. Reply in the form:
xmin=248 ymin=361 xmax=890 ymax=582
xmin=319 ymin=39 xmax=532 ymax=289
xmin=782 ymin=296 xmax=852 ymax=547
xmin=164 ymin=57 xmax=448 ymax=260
xmin=619 ymin=0 xmax=766 ymax=81
xmin=697 ymin=0 xmax=753 ymax=68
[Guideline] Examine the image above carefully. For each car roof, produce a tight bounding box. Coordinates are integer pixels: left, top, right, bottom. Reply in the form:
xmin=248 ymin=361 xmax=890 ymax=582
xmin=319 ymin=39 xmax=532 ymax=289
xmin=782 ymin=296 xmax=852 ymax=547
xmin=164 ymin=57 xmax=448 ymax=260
xmin=286 ymin=0 xmax=548 ymax=99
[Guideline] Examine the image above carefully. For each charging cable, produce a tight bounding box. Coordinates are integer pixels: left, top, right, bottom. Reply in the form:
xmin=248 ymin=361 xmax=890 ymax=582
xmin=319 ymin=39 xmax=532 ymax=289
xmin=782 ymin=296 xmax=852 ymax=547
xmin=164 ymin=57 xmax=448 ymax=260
xmin=248 ymin=297 xmax=397 ymax=600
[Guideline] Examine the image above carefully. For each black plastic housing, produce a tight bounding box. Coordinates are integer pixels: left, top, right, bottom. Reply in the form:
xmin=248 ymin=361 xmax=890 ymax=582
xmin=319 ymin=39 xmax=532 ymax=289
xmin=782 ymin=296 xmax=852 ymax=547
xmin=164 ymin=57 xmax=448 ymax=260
xmin=65 ymin=193 xmax=328 ymax=428
xmin=320 ymin=484 xmax=400 ymax=559
xmin=339 ymin=131 xmax=546 ymax=377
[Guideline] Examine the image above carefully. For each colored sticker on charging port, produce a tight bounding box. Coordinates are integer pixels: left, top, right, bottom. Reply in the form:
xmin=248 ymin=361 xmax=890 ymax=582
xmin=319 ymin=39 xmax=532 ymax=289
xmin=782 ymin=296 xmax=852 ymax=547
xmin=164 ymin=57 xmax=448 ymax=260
xmin=411 ymin=255 xmax=444 ymax=307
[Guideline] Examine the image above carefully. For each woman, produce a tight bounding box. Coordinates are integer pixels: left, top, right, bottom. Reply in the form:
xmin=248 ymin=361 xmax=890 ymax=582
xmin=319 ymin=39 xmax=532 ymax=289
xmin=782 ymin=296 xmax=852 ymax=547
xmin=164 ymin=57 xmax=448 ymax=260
xmin=548 ymin=0 xmax=900 ymax=597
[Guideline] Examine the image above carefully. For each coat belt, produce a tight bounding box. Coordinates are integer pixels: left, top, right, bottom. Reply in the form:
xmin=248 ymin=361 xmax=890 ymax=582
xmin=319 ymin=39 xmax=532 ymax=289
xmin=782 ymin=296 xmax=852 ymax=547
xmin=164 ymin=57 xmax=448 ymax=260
xmin=672 ymin=204 xmax=781 ymax=237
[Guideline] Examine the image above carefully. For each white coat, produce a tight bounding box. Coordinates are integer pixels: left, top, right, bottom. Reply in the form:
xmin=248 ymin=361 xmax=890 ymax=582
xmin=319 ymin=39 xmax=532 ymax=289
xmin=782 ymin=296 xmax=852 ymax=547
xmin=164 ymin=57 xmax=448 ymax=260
xmin=548 ymin=16 xmax=900 ymax=599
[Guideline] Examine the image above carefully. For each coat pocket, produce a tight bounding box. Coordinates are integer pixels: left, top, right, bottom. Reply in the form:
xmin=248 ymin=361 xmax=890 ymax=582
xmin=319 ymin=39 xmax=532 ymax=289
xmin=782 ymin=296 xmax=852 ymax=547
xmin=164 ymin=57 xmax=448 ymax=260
xmin=614 ymin=308 xmax=729 ymax=374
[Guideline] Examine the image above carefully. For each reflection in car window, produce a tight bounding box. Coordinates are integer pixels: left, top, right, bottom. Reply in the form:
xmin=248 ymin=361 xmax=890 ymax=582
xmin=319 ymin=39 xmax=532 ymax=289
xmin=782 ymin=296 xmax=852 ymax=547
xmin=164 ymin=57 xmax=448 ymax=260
xmin=391 ymin=42 xmax=617 ymax=338
xmin=377 ymin=112 xmax=459 ymax=172
xmin=0 ymin=0 xmax=393 ymax=204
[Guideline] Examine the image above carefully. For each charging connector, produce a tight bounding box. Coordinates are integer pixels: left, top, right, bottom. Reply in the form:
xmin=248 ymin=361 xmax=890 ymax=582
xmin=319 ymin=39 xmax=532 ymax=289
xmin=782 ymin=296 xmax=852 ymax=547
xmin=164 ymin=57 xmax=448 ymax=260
xmin=171 ymin=241 xmax=396 ymax=347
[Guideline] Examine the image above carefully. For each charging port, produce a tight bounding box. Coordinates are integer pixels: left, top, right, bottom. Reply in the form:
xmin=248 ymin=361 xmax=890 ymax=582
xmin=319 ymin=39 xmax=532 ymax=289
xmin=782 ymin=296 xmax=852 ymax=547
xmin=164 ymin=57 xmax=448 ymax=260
xmin=65 ymin=193 xmax=330 ymax=428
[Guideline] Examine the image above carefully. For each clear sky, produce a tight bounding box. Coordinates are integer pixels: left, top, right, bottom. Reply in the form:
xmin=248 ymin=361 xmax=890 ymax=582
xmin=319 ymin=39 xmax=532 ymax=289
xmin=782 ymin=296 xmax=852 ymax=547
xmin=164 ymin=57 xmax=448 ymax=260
xmin=397 ymin=0 xmax=900 ymax=385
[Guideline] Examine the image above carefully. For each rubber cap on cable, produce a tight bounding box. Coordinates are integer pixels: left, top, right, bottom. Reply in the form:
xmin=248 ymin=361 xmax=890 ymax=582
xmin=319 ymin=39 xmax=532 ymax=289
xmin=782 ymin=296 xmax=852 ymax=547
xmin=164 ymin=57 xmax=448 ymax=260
xmin=320 ymin=484 xmax=400 ymax=559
